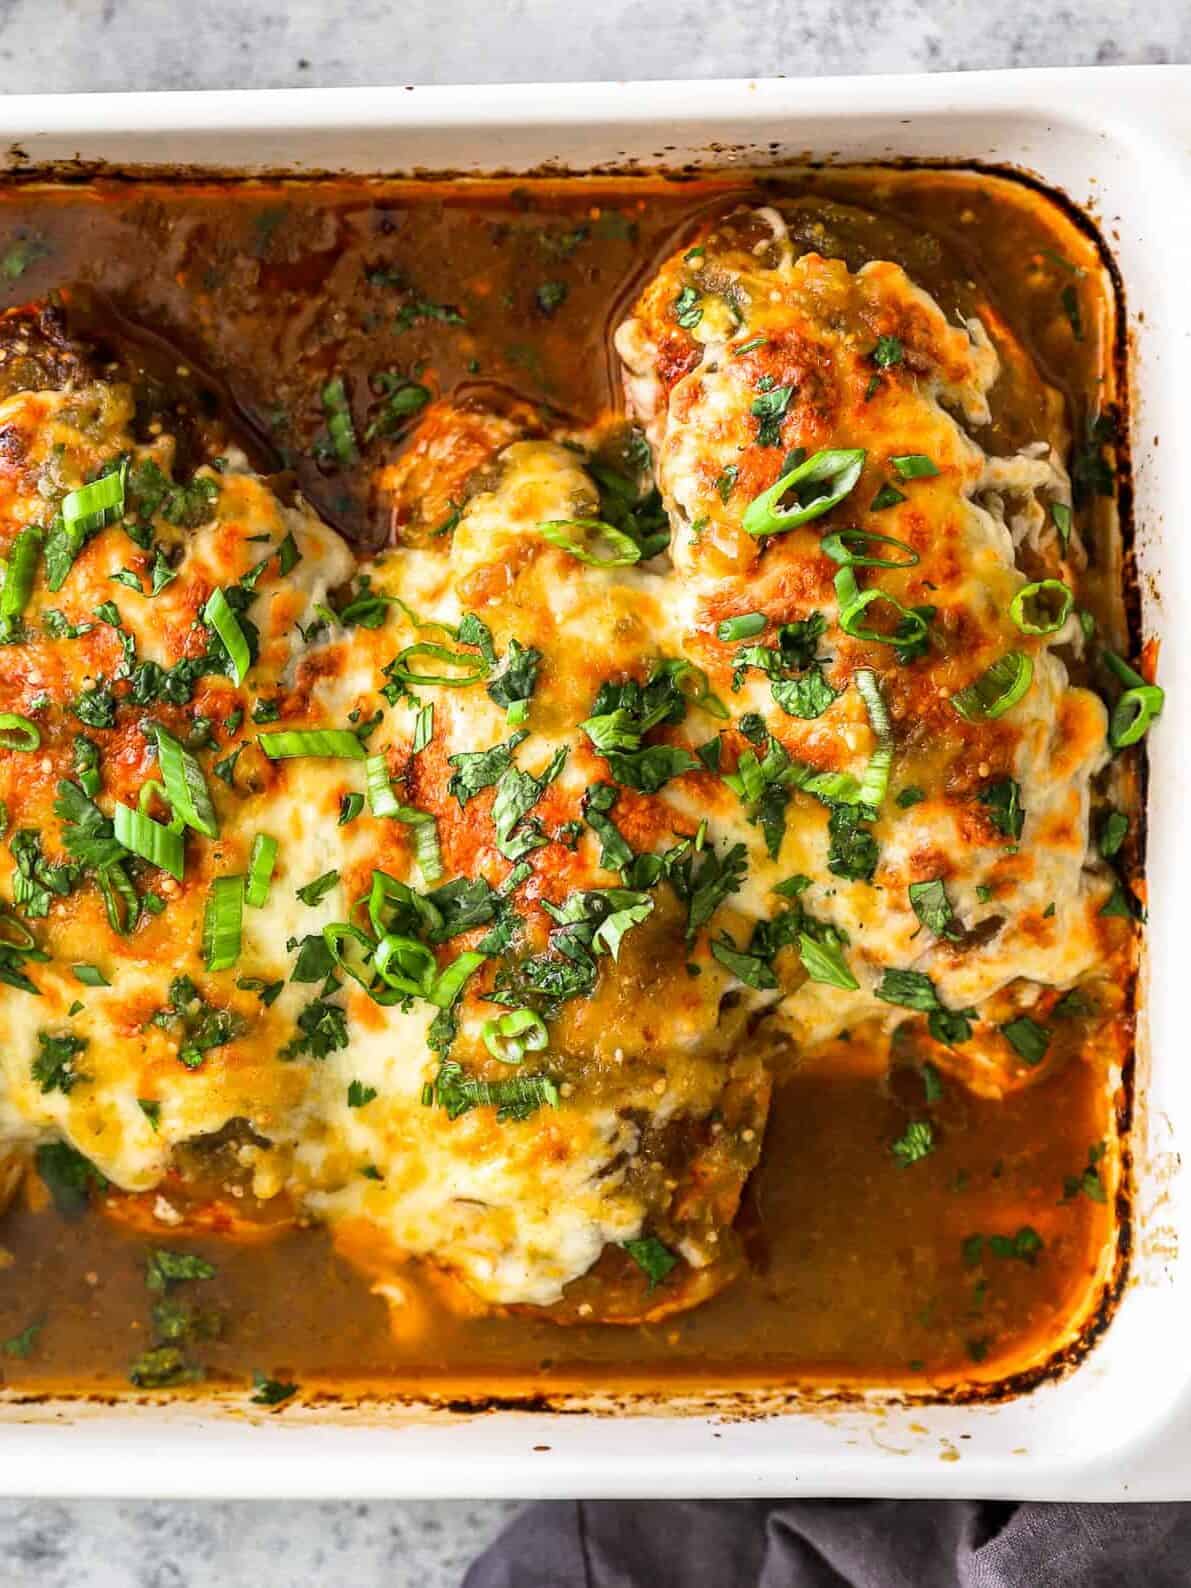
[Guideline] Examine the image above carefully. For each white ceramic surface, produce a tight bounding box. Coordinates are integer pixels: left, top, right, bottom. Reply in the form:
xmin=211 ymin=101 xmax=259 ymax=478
xmin=1 ymin=67 xmax=1188 ymax=1500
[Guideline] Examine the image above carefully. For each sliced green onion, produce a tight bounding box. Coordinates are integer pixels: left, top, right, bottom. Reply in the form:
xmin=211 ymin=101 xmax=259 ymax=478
xmin=890 ymin=454 xmax=939 ymax=480
xmin=365 ymin=753 xmax=404 ymax=818
xmin=259 ymin=729 xmax=365 ymax=760
xmin=0 ymin=912 xmax=39 ymax=954
xmin=202 ymin=875 xmax=244 ymax=972
xmin=412 ymin=703 xmax=434 ymax=753
xmin=0 ymin=526 xmax=41 ymax=640
xmin=1102 ymin=650 xmax=1164 ymax=749
xmin=361 ymin=755 xmax=442 ymax=881
xmin=1009 ymin=579 xmax=1073 ymax=637
xmin=716 ymin=612 xmax=766 ymax=642
xmin=834 ymin=567 xmax=928 ymax=650
xmin=950 ymin=651 xmax=1034 ymax=723
xmin=1051 ymin=501 xmax=1073 ymax=549
xmin=322 ymin=375 xmax=359 ymax=464
xmin=537 ymin=519 xmax=642 ymax=567
xmin=113 ymin=801 xmax=185 ymax=881
xmin=62 ymin=464 xmax=126 ymax=536
xmin=871 ymin=483 xmax=907 ymax=512
xmin=154 ymin=726 xmax=219 ymax=839
xmin=246 ymin=833 xmax=278 ymax=907
xmin=137 ymin=778 xmax=173 ymax=817
xmin=203 ymin=589 xmax=251 ymax=686
xmin=372 ymin=932 xmax=436 ymax=998
xmin=854 ymin=669 xmax=894 ymax=809
xmin=99 ymin=864 xmax=141 ymax=935
xmin=822 ymin=528 xmax=919 ymax=569
xmin=322 ymin=922 xmax=376 ymax=989
xmin=742 ymin=448 xmax=866 ymax=537
xmin=366 ymin=871 xmax=428 ymax=939
xmin=407 ymin=813 xmax=443 ymax=883
xmin=71 ymin=963 xmax=109 ymax=987
xmin=386 ymin=642 xmax=489 ymax=688
xmin=429 ymin=950 xmax=486 ymax=1010
xmin=338 ymin=792 xmax=364 ymax=825
xmin=653 ymin=658 xmax=729 ymax=719
xmin=1109 ymin=686 xmax=1164 ymax=749
xmin=73 ymin=737 xmax=101 ymax=796
xmin=482 ymin=1007 xmax=549 ymax=1064
xmin=0 ymin=713 xmax=40 ymax=750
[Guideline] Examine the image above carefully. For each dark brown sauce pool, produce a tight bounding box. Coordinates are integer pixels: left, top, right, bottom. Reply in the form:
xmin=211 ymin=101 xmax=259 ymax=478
xmin=0 ymin=167 xmax=1128 ymax=1402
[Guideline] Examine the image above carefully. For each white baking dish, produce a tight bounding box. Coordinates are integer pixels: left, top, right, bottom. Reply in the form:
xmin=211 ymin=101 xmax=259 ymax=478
xmin=1 ymin=66 xmax=1189 ymax=1500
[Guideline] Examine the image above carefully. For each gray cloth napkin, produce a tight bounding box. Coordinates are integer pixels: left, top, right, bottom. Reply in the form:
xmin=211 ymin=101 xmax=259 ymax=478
xmin=464 ymin=1500 xmax=1191 ymax=1586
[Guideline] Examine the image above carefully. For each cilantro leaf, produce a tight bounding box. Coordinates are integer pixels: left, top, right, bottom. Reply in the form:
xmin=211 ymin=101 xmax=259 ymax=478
xmin=145 ymin=1249 xmax=216 ymax=1293
xmin=622 ymin=1236 xmax=679 ymax=1289
xmin=447 ymin=730 xmax=528 ymax=806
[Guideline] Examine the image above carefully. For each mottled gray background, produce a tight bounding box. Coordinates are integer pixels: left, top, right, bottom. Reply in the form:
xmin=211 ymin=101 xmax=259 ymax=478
xmin=1 ymin=1 xmax=1186 ymax=1583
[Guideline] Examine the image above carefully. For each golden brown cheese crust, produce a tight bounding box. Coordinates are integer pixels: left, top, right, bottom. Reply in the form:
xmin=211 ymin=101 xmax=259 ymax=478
xmin=0 ymin=219 xmax=1135 ymax=1326
xmin=615 ymin=207 xmax=1122 ymax=1089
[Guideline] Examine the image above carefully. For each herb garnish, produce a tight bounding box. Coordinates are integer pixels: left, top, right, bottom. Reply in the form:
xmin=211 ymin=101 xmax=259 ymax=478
xmin=891 ymin=1120 xmax=934 ymax=1167
xmin=875 ymin=969 xmax=976 ymax=1046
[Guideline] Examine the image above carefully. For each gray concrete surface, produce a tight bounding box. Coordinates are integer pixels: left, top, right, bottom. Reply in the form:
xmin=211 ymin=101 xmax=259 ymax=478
xmin=0 ymin=0 xmax=1184 ymax=1582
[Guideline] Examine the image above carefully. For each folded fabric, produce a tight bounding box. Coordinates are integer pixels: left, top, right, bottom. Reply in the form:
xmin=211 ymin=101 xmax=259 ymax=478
xmin=463 ymin=1499 xmax=1191 ymax=1587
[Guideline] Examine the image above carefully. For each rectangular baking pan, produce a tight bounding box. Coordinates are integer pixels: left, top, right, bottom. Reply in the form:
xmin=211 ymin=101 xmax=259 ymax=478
xmin=1 ymin=66 xmax=1188 ymax=1500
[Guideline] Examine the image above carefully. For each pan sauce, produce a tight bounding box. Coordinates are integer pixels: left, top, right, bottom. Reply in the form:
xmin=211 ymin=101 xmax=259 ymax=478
xmin=0 ymin=166 xmax=1137 ymax=1401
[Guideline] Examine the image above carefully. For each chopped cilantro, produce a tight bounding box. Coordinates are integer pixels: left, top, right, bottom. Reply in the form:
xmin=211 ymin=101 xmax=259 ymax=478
xmin=978 ymin=778 xmax=1024 ymax=841
xmin=281 ymin=995 xmax=348 ymax=1061
xmin=252 ymin=1373 xmax=298 ymax=1406
xmin=32 ymin=1030 xmax=88 ymax=1094
xmin=622 ymin=1236 xmax=679 ymax=1289
xmin=145 ymin=1249 xmax=216 ymax=1293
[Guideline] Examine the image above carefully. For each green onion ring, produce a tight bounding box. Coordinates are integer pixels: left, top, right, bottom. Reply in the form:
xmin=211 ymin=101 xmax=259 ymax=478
xmin=834 ymin=567 xmax=929 ymax=649
xmin=386 ymin=641 xmax=490 ymax=687
xmin=0 ymin=713 xmax=40 ymax=750
xmin=950 ymin=651 xmax=1035 ymax=723
xmin=1102 ymin=653 xmax=1164 ymax=750
xmin=482 ymin=1007 xmax=549 ymax=1064
xmin=372 ymin=933 xmax=437 ymax=998
xmin=741 ymin=448 xmax=866 ymax=538
xmin=429 ymin=950 xmax=487 ymax=1010
xmin=537 ymin=518 xmax=643 ymax=568
xmin=821 ymin=528 xmax=920 ymax=569
xmin=1009 ymin=579 xmax=1074 ymax=637
xmin=652 ymin=657 xmax=730 ymax=720
xmin=322 ymin=922 xmax=377 ymax=989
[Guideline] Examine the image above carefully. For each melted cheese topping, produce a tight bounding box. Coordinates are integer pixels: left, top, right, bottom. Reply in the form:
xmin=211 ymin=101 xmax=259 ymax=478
xmin=0 ymin=222 xmax=1130 ymax=1314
